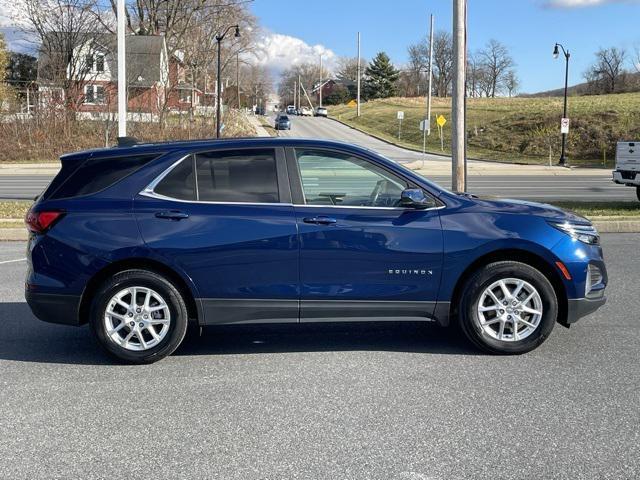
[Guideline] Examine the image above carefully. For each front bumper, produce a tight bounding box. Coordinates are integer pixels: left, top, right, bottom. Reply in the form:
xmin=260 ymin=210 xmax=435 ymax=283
xmin=565 ymin=293 xmax=606 ymax=325
xmin=25 ymin=290 xmax=82 ymax=326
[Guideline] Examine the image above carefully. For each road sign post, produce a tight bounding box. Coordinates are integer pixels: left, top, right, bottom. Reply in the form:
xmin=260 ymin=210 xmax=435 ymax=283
xmin=397 ymin=111 xmax=404 ymax=140
xmin=436 ymin=115 xmax=446 ymax=152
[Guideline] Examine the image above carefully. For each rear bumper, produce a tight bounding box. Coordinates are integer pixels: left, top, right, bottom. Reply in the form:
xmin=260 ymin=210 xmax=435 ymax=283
xmin=565 ymin=294 xmax=606 ymax=325
xmin=25 ymin=291 xmax=82 ymax=326
xmin=612 ymin=170 xmax=640 ymax=186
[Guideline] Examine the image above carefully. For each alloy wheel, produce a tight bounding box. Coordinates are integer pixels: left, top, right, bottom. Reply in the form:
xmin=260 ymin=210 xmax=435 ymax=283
xmin=104 ymin=286 xmax=171 ymax=351
xmin=476 ymin=278 xmax=543 ymax=342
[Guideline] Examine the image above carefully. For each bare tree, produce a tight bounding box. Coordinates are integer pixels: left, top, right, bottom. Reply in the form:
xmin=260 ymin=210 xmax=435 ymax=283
xmin=278 ymin=62 xmax=319 ymax=107
xmin=478 ymin=39 xmax=514 ymax=97
xmin=409 ymin=32 xmax=452 ymax=97
xmin=406 ymin=42 xmax=427 ymax=96
xmin=335 ymin=56 xmax=367 ymax=99
xmin=25 ymin=0 xmax=106 ymax=115
xmin=467 ymin=52 xmax=482 ymax=98
xmin=585 ymin=47 xmax=627 ymax=93
xmin=505 ymin=70 xmax=519 ymax=97
xmin=432 ymin=31 xmax=453 ymax=97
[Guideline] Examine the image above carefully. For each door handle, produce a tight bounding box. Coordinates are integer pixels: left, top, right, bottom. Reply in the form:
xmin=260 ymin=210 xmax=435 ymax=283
xmin=155 ymin=210 xmax=190 ymax=220
xmin=303 ymin=216 xmax=337 ymax=225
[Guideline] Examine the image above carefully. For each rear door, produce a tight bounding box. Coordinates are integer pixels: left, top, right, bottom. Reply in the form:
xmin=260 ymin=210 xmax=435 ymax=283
xmin=134 ymin=147 xmax=300 ymax=325
xmin=287 ymin=147 xmax=444 ymax=322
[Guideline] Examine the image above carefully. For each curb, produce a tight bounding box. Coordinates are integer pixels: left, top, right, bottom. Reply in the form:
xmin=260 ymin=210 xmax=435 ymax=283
xmin=1 ymin=220 xmax=639 ymax=241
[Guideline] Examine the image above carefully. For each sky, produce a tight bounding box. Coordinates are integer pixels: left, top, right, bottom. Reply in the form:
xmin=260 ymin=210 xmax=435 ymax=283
xmin=251 ymin=0 xmax=640 ymax=93
xmin=1 ymin=0 xmax=639 ymax=93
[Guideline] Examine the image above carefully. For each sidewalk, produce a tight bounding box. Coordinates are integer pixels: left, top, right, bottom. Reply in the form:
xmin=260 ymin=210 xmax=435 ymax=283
xmin=245 ymin=113 xmax=270 ymax=138
xmin=0 ymin=163 xmax=60 ymax=176
xmin=406 ymin=159 xmax=612 ymax=177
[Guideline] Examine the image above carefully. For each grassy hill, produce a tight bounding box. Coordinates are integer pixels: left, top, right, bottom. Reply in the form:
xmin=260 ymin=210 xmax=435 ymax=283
xmin=330 ymin=93 xmax=640 ymax=167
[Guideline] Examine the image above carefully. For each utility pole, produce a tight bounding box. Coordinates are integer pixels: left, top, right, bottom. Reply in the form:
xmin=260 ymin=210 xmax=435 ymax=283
xmin=319 ymin=54 xmax=323 ymax=107
xmin=116 ymin=0 xmax=126 ymax=139
xmin=357 ymin=32 xmax=361 ymax=117
xmin=293 ymin=80 xmax=297 ymax=109
xmin=423 ymin=13 xmax=434 ymax=162
xmin=298 ymin=74 xmax=301 ymax=110
xmin=452 ymin=0 xmax=467 ymax=192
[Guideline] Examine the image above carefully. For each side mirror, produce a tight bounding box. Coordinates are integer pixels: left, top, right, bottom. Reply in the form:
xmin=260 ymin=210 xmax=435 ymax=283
xmin=401 ymin=188 xmax=432 ymax=209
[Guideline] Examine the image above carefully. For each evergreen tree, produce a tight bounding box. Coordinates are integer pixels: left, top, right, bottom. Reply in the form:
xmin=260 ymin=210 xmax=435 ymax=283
xmin=363 ymin=52 xmax=399 ymax=99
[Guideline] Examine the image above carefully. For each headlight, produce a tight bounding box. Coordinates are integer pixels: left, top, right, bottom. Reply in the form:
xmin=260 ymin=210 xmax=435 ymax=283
xmin=548 ymin=221 xmax=600 ymax=245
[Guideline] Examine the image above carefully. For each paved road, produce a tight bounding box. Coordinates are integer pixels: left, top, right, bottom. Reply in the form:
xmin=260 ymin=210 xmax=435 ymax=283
xmin=1 ymin=234 xmax=639 ymax=479
xmin=0 ymin=116 xmax=636 ymax=202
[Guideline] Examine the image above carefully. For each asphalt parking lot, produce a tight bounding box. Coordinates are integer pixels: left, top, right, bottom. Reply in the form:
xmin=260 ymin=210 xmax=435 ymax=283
xmin=1 ymin=235 xmax=639 ymax=480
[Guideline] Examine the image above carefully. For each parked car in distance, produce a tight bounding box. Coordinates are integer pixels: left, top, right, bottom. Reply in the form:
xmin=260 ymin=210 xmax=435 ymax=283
xmin=612 ymin=141 xmax=640 ymax=201
xmin=286 ymin=105 xmax=296 ymax=115
xmin=300 ymin=107 xmax=313 ymax=116
xmin=25 ymin=138 xmax=607 ymax=364
xmin=315 ymin=107 xmax=328 ymax=117
xmin=275 ymin=115 xmax=291 ymax=130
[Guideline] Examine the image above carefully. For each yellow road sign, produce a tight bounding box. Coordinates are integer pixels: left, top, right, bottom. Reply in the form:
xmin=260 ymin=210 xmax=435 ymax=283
xmin=347 ymin=99 xmax=357 ymax=107
xmin=436 ymin=115 xmax=447 ymax=128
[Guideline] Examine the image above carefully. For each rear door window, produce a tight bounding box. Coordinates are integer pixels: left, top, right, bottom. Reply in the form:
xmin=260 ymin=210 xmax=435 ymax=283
xmin=47 ymin=154 xmax=158 ymax=200
xmin=195 ymin=149 xmax=279 ymax=203
xmin=153 ymin=156 xmax=196 ymax=201
xmin=153 ymin=149 xmax=279 ymax=203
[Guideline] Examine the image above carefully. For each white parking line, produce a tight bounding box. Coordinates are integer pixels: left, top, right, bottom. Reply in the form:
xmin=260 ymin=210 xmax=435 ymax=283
xmin=0 ymin=258 xmax=26 ymax=265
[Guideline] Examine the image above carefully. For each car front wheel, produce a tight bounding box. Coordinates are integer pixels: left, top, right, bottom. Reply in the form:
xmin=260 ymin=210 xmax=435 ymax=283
xmin=636 ymin=186 xmax=639 ymax=202
xmin=458 ymin=261 xmax=557 ymax=354
xmin=90 ymin=269 xmax=189 ymax=364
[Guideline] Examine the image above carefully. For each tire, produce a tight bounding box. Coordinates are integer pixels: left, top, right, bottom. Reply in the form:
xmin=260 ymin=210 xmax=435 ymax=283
xmin=636 ymin=186 xmax=640 ymax=202
xmin=89 ymin=269 xmax=189 ymax=364
xmin=458 ymin=261 xmax=557 ymax=354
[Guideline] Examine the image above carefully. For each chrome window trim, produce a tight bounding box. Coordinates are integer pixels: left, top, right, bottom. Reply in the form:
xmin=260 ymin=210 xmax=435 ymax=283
xmin=141 ymin=152 xmax=446 ymax=212
xmin=292 ymin=203 xmax=446 ymax=212
xmin=140 ymin=189 xmax=292 ymax=207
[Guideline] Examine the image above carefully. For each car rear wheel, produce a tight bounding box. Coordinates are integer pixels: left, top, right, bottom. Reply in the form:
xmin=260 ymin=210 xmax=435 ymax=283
xmin=636 ymin=186 xmax=639 ymax=201
xmin=458 ymin=261 xmax=557 ymax=354
xmin=90 ymin=270 xmax=189 ymax=364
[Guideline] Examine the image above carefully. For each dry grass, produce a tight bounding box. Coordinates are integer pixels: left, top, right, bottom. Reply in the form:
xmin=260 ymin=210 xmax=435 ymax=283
xmin=0 ymin=109 xmax=256 ymax=163
xmin=331 ymin=93 xmax=640 ymax=167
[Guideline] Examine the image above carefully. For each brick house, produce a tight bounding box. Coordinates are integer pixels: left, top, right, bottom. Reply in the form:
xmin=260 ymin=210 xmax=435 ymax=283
xmin=37 ymin=34 xmax=202 ymax=121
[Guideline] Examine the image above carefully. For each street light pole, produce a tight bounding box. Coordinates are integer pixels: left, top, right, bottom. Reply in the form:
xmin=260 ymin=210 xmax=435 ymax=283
xmin=553 ymin=43 xmax=570 ymax=167
xmin=215 ymin=25 xmax=240 ymax=138
xmin=423 ymin=13 xmax=434 ymax=162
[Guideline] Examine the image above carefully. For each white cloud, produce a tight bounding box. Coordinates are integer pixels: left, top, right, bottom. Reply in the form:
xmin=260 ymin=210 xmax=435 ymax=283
xmin=544 ymin=0 xmax=640 ymax=7
xmin=0 ymin=0 xmax=38 ymax=53
xmin=252 ymin=32 xmax=337 ymax=74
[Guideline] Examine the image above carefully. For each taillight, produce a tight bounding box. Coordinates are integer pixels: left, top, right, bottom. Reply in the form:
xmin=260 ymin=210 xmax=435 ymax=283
xmin=25 ymin=209 xmax=64 ymax=234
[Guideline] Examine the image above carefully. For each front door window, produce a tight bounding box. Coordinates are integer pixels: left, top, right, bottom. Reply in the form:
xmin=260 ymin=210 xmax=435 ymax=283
xmin=295 ymin=149 xmax=409 ymax=208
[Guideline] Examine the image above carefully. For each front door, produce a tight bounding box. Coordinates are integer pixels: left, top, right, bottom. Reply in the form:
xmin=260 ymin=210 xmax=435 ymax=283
xmin=134 ymin=147 xmax=299 ymax=325
xmin=288 ymin=147 xmax=444 ymax=322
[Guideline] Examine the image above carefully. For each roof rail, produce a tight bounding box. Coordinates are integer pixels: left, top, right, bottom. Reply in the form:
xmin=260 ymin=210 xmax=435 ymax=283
xmin=117 ymin=136 xmax=139 ymax=147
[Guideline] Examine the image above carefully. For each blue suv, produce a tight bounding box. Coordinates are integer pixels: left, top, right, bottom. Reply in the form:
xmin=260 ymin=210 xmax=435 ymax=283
xmin=25 ymin=138 xmax=607 ymax=363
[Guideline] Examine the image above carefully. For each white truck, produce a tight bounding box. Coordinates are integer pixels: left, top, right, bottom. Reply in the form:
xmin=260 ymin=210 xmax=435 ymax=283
xmin=612 ymin=141 xmax=640 ymax=201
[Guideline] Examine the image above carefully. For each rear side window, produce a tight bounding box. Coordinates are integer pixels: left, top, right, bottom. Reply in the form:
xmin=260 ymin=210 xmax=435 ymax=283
xmin=153 ymin=149 xmax=279 ymax=203
xmin=47 ymin=154 xmax=158 ymax=200
xmin=154 ymin=156 xmax=196 ymax=201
